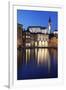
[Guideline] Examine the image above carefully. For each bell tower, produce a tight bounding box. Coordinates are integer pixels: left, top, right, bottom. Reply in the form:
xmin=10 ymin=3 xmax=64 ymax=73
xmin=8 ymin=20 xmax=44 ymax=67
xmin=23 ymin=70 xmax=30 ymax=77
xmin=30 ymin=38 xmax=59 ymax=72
xmin=48 ymin=17 xmax=51 ymax=34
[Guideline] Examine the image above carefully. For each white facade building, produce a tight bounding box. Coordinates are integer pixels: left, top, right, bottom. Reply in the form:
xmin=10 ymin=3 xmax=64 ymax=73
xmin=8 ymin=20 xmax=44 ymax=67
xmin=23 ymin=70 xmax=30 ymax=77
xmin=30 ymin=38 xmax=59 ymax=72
xmin=41 ymin=28 xmax=48 ymax=34
xmin=29 ymin=27 xmax=41 ymax=33
xmin=29 ymin=27 xmax=48 ymax=34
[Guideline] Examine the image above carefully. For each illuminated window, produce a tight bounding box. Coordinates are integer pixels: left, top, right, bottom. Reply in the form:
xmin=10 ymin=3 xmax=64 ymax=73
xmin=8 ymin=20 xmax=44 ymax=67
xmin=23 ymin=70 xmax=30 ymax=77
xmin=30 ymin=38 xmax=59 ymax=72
xmin=26 ymin=43 xmax=30 ymax=47
xmin=35 ymin=42 xmax=37 ymax=46
xmin=39 ymin=41 xmax=42 ymax=47
xmin=44 ymin=41 xmax=48 ymax=47
xmin=26 ymin=36 xmax=30 ymax=38
xmin=42 ymin=41 xmax=44 ymax=46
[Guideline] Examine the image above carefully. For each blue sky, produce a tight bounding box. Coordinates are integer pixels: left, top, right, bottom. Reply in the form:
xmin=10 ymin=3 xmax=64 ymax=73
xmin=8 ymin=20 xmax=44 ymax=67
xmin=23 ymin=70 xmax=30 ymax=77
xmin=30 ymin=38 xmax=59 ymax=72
xmin=17 ymin=10 xmax=58 ymax=32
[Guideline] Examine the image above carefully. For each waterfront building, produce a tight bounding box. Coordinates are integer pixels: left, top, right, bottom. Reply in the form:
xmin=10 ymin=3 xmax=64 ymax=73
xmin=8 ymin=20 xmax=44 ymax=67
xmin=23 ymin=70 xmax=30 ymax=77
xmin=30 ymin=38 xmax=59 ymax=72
xmin=25 ymin=31 xmax=31 ymax=47
xmin=17 ymin=17 xmax=58 ymax=48
xmin=27 ymin=26 xmax=49 ymax=47
xmin=28 ymin=26 xmax=48 ymax=34
xmin=17 ymin=24 xmax=23 ymax=48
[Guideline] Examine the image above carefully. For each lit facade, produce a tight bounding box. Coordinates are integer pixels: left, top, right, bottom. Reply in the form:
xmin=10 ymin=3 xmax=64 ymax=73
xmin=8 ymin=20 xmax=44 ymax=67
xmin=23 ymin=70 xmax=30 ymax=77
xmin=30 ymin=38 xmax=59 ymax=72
xmin=17 ymin=17 xmax=58 ymax=48
xmin=17 ymin=24 xmax=23 ymax=48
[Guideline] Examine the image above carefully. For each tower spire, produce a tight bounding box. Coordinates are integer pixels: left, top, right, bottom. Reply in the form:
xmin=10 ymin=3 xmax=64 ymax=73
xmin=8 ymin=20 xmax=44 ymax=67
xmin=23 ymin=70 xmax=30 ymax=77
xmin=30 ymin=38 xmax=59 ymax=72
xmin=49 ymin=17 xmax=51 ymax=23
xmin=48 ymin=17 xmax=51 ymax=34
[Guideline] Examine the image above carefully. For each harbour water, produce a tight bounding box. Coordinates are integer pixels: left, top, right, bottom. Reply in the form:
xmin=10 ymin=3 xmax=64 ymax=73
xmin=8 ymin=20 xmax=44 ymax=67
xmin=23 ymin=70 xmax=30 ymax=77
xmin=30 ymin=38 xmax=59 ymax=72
xmin=17 ymin=48 xmax=58 ymax=80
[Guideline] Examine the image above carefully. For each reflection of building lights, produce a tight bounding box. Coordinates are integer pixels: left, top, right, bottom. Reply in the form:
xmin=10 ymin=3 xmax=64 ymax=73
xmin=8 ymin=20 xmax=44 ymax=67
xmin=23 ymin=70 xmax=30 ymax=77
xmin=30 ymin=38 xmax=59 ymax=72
xmin=35 ymin=48 xmax=38 ymax=60
xmin=37 ymin=49 xmax=50 ymax=67
xmin=41 ymin=49 xmax=45 ymax=61
xmin=26 ymin=49 xmax=30 ymax=64
xmin=38 ymin=49 xmax=42 ymax=64
xmin=44 ymin=49 xmax=48 ymax=60
xmin=44 ymin=49 xmax=50 ymax=72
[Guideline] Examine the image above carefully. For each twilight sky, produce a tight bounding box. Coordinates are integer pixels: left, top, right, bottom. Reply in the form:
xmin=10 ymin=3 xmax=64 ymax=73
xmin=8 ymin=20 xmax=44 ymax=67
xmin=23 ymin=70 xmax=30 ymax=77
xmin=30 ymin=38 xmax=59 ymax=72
xmin=17 ymin=10 xmax=58 ymax=32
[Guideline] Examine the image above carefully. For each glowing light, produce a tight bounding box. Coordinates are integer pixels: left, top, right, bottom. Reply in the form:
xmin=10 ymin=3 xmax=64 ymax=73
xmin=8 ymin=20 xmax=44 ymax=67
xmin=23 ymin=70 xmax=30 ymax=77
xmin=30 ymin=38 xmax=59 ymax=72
xmin=44 ymin=41 xmax=48 ymax=47
xmin=37 ymin=49 xmax=50 ymax=67
xmin=39 ymin=41 xmax=42 ymax=47
xmin=44 ymin=49 xmax=48 ymax=60
xmin=38 ymin=41 xmax=48 ymax=47
xmin=26 ymin=43 xmax=30 ymax=47
xmin=35 ymin=48 xmax=38 ymax=60
xmin=35 ymin=42 xmax=37 ymax=46
xmin=38 ymin=49 xmax=42 ymax=64
xmin=42 ymin=41 xmax=44 ymax=47
xmin=26 ymin=49 xmax=30 ymax=64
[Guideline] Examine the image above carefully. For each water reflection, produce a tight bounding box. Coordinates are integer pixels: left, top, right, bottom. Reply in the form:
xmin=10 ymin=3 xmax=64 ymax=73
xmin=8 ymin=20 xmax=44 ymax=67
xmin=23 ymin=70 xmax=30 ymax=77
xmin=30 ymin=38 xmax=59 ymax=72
xmin=37 ymin=49 xmax=50 ymax=64
xmin=17 ymin=48 xmax=58 ymax=80
xmin=26 ymin=49 xmax=30 ymax=64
